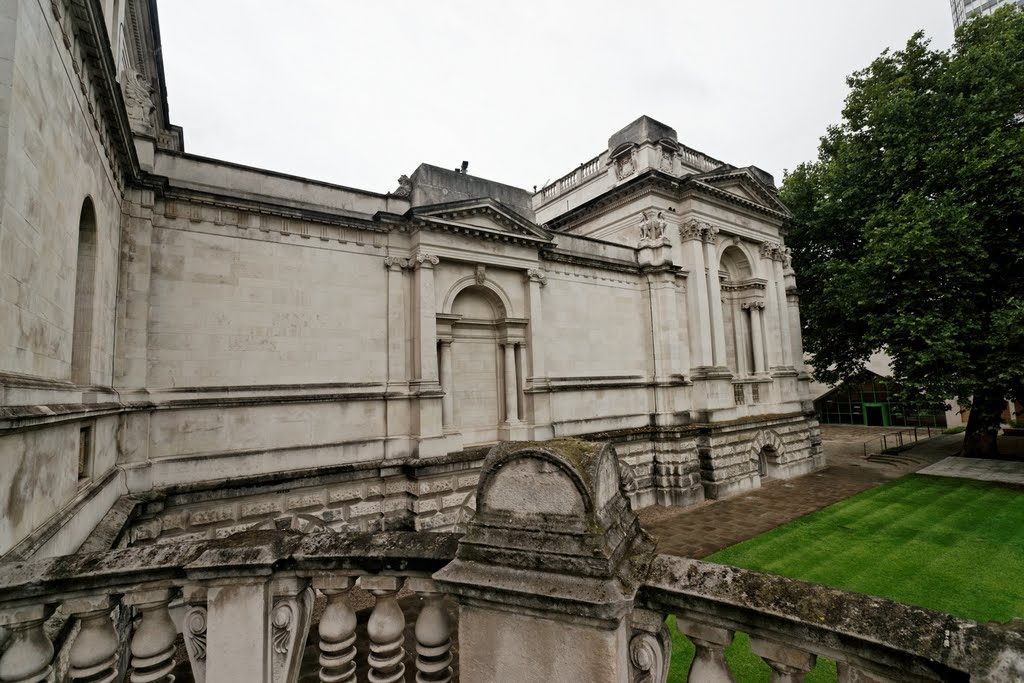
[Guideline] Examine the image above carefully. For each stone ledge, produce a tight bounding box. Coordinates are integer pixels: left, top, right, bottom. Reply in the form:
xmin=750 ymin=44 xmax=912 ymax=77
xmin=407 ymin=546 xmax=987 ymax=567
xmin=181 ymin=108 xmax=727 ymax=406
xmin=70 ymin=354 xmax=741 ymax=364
xmin=0 ymin=529 xmax=460 ymax=608
xmin=640 ymin=555 xmax=1024 ymax=681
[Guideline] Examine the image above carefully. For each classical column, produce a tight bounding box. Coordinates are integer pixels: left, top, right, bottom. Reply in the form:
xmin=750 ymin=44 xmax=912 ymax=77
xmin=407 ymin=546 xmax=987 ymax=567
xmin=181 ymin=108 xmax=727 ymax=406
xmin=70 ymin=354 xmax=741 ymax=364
xmin=702 ymin=231 xmax=727 ymax=367
xmin=731 ymin=299 xmax=746 ymax=376
xmin=439 ymin=340 xmax=455 ymax=430
xmin=384 ymin=256 xmax=409 ymax=388
xmin=514 ymin=343 xmax=525 ymax=421
xmin=525 ymin=268 xmax=552 ymax=438
xmin=413 ymin=252 xmax=440 ymax=387
xmin=680 ymin=220 xmax=713 ymax=368
xmin=785 ymin=262 xmax=806 ymax=373
xmin=503 ymin=343 xmax=519 ymax=423
xmin=745 ymin=302 xmax=767 ymax=375
xmin=760 ymin=242 xmax=785 ymax=369
xmin=772 ymin=255 xmax=793 ymax=367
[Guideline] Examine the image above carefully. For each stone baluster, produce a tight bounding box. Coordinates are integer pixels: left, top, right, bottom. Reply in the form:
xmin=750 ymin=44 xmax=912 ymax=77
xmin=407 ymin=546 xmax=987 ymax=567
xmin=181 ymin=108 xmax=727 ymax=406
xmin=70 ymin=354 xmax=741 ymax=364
xmin=124 ymin=589 xmax=177 ymax=683
xmin=407 ymin=578 xmax=452 ymax=683
xmin=675 ymin=617 xmax=735 ymax=682
xmin=749 ymin=636 xmax=815 ymax=683
xmin=315 ymin=577 xmax=357 ymax=683
xmin=66 ymin=595 xmax=120 ymax=683
xmin=360 ymin=575 xmax=406 ymax=683
xmin=0 ymin=605 xmax=54 ymax=683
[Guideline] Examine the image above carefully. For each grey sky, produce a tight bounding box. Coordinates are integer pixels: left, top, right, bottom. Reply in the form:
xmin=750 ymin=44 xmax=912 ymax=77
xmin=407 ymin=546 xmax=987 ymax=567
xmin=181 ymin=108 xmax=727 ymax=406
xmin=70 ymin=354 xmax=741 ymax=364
xmin=157 ymin=1 xmax=955 ymax=196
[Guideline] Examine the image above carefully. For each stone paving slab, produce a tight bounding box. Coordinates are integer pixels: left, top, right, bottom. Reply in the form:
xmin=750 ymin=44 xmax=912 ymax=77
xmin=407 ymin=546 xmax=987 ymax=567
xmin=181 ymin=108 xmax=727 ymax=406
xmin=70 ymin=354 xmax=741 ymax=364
xmin=640 ymin=427 xmax=965 ymax=559
xmin=919 ymin=456 xmax=1024 ymax=485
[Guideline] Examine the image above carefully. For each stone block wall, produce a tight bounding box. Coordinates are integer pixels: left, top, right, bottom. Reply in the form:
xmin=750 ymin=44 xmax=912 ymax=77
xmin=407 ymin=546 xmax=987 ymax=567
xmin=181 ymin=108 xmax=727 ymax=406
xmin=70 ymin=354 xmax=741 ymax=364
xmin=127 ymin=455 xmax=484 ymax=546
xmin=146 ymin=200 xmax=389 ymax=388
xmin=0 ymin=0 xmax=122 ymax=383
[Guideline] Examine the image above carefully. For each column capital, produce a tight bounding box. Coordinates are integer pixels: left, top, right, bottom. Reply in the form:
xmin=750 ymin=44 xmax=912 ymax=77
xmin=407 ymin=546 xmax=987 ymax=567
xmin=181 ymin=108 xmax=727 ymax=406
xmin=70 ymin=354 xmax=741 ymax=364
xmin=525 ymin=268 xmax=547 ymax=286
xmin=680 ymin=218 xmax=718 ymax=243
xmin=383 ymin=256 xmax=409 ymax=271
xmin=759 ymin=240 xmax=788 ymax=262
xmin=742 ymin=300 xmax=766 ymax=310
xmin=412 ymin=251 xmax=440 ymax=269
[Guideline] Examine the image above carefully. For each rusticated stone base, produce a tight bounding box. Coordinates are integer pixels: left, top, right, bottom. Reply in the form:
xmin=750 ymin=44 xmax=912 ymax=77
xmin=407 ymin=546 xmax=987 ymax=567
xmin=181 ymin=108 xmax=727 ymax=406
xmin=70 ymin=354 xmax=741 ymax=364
xmin=122 ymin=414 xmax=824 ymax=547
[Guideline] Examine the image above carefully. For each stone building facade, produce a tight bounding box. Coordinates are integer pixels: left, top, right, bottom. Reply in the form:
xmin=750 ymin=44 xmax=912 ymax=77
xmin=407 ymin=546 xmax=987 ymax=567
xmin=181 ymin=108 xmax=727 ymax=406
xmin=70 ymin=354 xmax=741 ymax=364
xmin=0 ymin=0 xmax=822 ymax=559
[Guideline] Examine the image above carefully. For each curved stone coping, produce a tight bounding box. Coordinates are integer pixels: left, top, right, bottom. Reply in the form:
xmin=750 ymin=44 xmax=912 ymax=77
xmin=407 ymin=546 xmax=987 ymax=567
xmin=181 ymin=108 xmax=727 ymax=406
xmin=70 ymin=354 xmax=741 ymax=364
xmin=639 ymin=554 xmax=1024 ymax=681
xmin=0 ymin=530 xmax=460 ymax=611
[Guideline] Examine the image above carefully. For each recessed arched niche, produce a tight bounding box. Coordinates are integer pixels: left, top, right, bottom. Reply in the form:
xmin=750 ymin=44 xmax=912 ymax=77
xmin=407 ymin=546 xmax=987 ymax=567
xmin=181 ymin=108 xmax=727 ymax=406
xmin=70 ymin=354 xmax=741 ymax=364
xmin=719 ymin=244 xmax=762 ymax=377
xmin=72 ymin=197 xmax=98 ymax=384
xmin=479 ymin=456 xmax=586 ymax=517
xmin=440 ymin=282 xmax=526 ymax=445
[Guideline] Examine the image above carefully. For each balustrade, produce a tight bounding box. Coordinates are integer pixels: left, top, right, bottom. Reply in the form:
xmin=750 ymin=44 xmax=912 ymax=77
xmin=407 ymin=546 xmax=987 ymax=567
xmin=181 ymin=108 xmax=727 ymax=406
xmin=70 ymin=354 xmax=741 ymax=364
xmin=539 ymin=154 xmax=602 ymax=201
xmin=0 ymin=531 xmax=459 ymax=683
xmin=1 ymin=439 xmax=1022 ymax=683
xmin=641 ymin=554 xmax=1024 ymax=682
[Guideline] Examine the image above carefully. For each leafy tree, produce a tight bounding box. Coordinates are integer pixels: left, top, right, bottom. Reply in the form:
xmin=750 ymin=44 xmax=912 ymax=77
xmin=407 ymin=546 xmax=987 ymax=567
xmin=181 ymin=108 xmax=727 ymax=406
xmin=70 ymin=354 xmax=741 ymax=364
xmin=782 ymin=7 xmax=1024 ymax=457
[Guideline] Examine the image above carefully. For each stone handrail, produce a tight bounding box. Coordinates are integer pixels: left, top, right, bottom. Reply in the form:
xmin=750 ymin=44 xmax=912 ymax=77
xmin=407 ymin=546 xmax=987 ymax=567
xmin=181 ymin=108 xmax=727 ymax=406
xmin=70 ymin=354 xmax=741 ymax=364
xmin=0 ymin=529 xmax=459 ymax=683
xmin=678 ymin=144 xmax=725 ymax=173
xmin=640 ymin=554 xmax=1024 ymax=682
xmin=540 ymin=154 xmax=603 ymax=200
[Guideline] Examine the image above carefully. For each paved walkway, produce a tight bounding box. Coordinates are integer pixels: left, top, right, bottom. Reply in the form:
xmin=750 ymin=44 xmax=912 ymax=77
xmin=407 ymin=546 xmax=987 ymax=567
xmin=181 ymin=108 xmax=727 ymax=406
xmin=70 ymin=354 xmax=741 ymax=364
xmin=919 ymin=456 xmax=1024 ymax=485
xmin=639 ymin=426 xmax=965 ymax=559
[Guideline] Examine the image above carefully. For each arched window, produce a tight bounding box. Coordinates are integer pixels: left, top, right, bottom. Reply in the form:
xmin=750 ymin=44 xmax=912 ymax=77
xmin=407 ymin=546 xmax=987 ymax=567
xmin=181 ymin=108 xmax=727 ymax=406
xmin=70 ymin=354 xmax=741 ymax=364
xmin=71 ymin=198 xmax=98 ymax=384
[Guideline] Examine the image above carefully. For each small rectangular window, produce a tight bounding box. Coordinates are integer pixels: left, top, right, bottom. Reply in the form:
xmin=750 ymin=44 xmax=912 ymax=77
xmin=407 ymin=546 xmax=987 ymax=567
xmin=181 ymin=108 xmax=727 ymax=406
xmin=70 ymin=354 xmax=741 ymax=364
xmin=78 ymin=426 xmax=93 ymax=482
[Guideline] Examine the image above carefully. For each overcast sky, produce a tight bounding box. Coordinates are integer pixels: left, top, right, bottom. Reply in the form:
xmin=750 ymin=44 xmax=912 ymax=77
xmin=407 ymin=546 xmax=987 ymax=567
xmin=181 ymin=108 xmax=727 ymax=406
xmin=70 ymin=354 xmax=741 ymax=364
xmin=157 ymin=1 xmax=955 ymax=195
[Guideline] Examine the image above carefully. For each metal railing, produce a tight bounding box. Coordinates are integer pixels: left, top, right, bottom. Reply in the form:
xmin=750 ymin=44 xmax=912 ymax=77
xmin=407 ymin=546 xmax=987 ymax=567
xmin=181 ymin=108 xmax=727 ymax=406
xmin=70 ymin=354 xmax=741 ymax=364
xmin=862 ymin=425 xmax=938 ymax=458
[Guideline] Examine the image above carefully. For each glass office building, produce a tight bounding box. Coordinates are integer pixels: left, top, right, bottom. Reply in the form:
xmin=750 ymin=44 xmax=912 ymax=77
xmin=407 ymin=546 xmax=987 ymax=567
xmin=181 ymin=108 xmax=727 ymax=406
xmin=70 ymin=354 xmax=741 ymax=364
xmin=951 ymin=0 xmax=1023 ymax=28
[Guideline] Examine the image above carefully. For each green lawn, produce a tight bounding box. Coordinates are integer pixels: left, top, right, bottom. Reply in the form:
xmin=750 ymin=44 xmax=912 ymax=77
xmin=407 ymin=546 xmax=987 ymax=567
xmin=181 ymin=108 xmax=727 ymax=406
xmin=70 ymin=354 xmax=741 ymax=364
xmin=665 ymin=474 xmax=1024 ymax=681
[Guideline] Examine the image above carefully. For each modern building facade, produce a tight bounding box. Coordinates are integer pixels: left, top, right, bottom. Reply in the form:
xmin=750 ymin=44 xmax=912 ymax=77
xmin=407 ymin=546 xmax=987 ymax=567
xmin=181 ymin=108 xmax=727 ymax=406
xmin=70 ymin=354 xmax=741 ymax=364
xmin=951 ymin=0 xmax=1023 ymax=27
xmin=0 ymin=0 xmax=822 ymax=562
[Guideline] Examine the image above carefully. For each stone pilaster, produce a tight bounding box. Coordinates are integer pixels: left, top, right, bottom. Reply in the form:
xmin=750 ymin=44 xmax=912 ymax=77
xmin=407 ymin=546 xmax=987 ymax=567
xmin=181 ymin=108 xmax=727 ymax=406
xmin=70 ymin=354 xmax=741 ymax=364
xmin=524 ymin=269 xmax=553 ymax=440
xmin=703 ymin=233 xmax=728 ymax=368
xmin=640 ymin=237 xmax=686 ymax=426
xmin=114 ymin=188 xmax=155 ymax=393
xmin=410 ymin=251 xmax=449 ymax=457
xmin=760 ymin=241 xmax=785 ymax=370
xmin=680 ymin=220 xmax=713 ymax=369
xmin=385 ymin=256 xmax=412 ymax=458
xmin=439 ymin=339 xmax=455 ymax=431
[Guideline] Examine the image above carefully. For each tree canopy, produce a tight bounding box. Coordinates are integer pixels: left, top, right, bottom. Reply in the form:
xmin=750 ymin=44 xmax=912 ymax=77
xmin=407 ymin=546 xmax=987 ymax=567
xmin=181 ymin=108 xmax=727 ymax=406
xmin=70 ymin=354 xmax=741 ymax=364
xmin=781 ymin=7 xmax=1024 ymax=456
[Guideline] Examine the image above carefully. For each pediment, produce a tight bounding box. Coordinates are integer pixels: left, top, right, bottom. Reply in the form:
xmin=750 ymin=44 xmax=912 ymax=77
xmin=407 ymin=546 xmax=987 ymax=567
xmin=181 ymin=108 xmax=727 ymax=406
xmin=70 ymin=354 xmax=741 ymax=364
xmin=411 ymin=198 xmax=551 ymax=241
xmin=693 ymin=169 xmax=791 ymax=217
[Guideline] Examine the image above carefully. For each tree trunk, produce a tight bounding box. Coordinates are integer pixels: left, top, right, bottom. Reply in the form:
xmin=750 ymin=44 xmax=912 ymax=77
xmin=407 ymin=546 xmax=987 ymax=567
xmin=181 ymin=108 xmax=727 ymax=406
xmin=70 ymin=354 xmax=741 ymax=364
xmin=961 ymin=390 xmax=1005 ymax=459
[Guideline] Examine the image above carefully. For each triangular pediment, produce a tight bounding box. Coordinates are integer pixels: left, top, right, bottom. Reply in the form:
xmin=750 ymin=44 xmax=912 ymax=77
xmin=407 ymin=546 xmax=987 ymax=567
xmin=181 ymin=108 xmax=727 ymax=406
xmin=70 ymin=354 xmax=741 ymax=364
xmin=411 ymin=198 xmax=551 ymax=241
xmin=692 ymin=168 xmax=791 ymax=217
